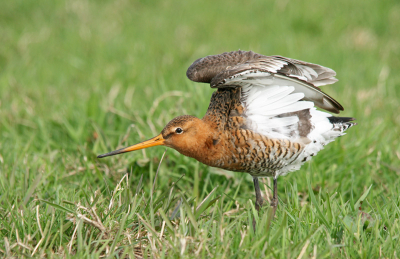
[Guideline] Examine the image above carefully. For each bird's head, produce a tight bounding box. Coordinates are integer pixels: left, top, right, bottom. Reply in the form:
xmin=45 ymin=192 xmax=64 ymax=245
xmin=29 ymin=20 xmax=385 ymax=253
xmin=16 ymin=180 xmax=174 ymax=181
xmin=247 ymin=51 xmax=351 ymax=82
xmin=97 ymin=115 xmax=208 ymax=159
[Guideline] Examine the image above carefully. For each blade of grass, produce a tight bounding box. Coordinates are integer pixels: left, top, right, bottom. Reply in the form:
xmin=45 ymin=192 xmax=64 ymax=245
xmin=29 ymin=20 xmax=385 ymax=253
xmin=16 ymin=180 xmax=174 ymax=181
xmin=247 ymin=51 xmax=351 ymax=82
xmin=307 ymin=175 xmax=329 ymax=226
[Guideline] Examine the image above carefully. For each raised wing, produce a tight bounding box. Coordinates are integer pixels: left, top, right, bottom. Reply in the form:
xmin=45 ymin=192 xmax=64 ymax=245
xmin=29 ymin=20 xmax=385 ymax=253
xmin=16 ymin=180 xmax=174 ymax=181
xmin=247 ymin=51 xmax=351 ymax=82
xmin=239 ymin=82 xmax=315 ymax=140
xmin=186 ymin=50 xmax=343 ymax=113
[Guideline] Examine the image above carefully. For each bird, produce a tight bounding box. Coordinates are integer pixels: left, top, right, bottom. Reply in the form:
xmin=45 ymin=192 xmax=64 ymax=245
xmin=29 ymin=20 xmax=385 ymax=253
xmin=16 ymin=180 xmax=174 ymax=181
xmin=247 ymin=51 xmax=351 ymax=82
xmin=98 ymin=50 xmax=356 ymax=221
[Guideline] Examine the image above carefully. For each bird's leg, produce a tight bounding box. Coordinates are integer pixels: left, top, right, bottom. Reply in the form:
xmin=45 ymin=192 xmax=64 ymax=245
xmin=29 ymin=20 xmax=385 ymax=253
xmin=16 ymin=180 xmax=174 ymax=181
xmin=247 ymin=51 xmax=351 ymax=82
xmin=252 ymin=177 xmax=264 ymax=231
xmin=270 ymin=177 xmax=278 ymax=217
xmin=253 ymin=177 xmax=264 ymax=211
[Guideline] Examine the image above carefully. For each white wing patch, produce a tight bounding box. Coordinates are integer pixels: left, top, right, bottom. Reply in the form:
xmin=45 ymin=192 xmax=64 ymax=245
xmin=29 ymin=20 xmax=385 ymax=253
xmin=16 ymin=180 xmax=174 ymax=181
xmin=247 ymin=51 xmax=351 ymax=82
xmin=243 ymin=85 xmax=313 ymax=139
xmin=226 ymin=71 xmax=314 ymax=140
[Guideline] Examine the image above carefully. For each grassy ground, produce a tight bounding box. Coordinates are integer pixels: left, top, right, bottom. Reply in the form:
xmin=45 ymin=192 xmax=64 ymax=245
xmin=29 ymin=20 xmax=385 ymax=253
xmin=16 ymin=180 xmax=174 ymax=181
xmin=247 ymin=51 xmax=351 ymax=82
xmin=1 ymin=0 xmax=400 ymax=258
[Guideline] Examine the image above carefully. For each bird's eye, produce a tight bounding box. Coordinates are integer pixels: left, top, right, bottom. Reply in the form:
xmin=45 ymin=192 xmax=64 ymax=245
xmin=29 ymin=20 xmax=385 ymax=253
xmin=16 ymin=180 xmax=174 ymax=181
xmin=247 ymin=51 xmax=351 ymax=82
xmin=175 ymin=127 xmax=183 ymax=134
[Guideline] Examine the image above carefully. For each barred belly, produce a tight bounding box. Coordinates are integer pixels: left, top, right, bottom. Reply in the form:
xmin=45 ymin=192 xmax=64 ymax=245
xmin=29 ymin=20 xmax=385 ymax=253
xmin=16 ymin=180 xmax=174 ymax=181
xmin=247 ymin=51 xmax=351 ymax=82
xmin=221 ymin=129 xmax=305 ymax=177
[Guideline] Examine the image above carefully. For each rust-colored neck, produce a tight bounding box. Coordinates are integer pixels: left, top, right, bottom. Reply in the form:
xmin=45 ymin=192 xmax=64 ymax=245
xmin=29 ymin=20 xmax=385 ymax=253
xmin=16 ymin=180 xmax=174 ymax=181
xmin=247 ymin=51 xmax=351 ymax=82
xmin=165 ymin=118 xmax=224 ymax=167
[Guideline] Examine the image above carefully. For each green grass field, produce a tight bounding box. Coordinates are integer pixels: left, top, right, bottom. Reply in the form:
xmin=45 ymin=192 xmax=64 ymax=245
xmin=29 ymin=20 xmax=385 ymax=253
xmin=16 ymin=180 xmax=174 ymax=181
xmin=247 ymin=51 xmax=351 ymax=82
xmin=1 ymin=0 xmax=400 ymax=258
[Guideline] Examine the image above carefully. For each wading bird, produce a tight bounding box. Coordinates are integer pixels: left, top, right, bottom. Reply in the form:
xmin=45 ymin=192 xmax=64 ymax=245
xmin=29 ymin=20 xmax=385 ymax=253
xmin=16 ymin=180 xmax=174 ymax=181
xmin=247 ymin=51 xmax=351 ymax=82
xmin=98 ymin=50 xmax=356 ymax=219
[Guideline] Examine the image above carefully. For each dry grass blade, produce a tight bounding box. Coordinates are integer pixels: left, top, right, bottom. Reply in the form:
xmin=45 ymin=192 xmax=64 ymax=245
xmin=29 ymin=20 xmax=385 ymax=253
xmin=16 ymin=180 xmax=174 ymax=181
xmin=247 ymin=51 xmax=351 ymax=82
xmin=77 ymin=213 xmax=106 ymax=232
xmin=68 ymin=219 xmax=80 ymax=254
xmin=297 ymin=239 xmax=310 ymax=259
xmin=108 ymin=173 xmax=129 ymax=211
xmin=4 ymin=237 xmax=10 ymax=256
xmin=31 ymin=205 xmax=45 ymax=256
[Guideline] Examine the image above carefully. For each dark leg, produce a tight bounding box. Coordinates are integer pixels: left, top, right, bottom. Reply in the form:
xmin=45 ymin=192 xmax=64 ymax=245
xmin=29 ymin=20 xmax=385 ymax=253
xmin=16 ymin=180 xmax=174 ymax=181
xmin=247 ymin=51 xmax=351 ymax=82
xmin=270 ymin=177 xmax=278 ymax=217
xmin=252 ymin=177 xmax=264 ymax=231
xmin=253 ymin=177 xmax=264 ymax=211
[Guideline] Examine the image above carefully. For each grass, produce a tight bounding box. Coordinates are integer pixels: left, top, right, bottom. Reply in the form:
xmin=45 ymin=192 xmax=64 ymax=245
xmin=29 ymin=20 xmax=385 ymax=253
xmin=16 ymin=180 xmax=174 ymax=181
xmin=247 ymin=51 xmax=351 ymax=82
xmin=1 ymin=0 xmax=400 ymax=258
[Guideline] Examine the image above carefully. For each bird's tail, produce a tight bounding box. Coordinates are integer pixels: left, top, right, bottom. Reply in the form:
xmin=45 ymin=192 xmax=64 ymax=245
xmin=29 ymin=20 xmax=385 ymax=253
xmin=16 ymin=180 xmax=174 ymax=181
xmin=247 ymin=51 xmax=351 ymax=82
xmin=327 ymin=116 xmax=357 ymax=133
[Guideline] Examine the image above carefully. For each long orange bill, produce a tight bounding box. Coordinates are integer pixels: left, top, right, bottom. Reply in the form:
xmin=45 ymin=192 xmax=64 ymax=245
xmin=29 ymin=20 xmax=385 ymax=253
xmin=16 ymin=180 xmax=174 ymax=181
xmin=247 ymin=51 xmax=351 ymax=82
xmin=97 ymin=134 xmax=165 ymax=158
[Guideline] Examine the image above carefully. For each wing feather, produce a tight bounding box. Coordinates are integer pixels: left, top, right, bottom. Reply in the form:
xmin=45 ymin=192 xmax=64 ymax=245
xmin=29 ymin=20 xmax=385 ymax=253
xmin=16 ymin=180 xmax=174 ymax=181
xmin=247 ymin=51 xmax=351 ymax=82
xmin=241 ymin=83 xmax=314 ymax=139
xmin=187 ymin=50 xmax=343 ymax=113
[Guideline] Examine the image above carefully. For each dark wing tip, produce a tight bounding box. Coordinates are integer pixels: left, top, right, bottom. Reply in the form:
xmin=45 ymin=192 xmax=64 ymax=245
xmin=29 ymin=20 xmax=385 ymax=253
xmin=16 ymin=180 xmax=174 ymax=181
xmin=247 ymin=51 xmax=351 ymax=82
xmin=327 ymin=116 xmax=356 ymax=123
xmin=324 ymin=95 xmax=344 ymax=114
xmin=308 ymin=96 xmax=343 ymax=114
